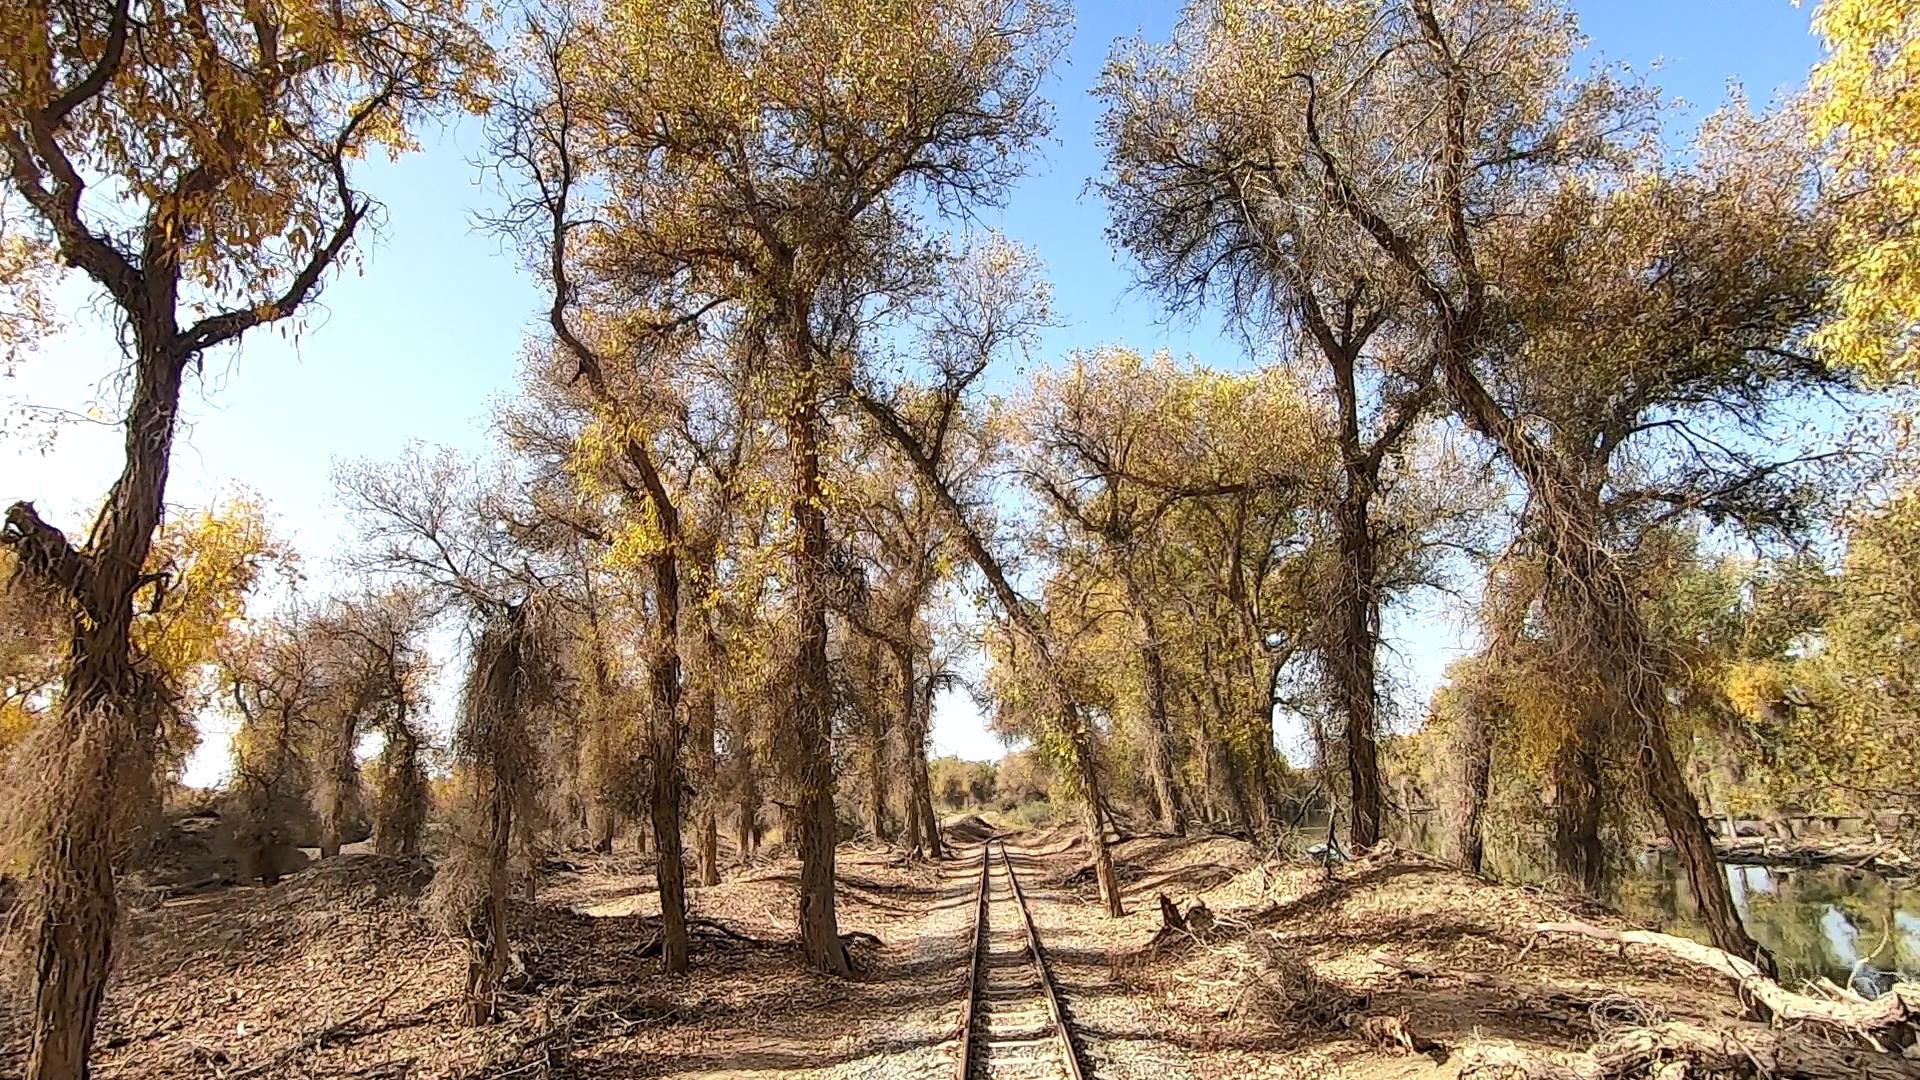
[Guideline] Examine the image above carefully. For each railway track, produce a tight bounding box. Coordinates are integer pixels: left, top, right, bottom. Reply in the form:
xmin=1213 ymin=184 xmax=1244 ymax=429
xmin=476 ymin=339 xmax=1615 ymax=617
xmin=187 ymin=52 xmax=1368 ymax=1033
xmin=956 ymin=840 xmax=1088 ymax=1080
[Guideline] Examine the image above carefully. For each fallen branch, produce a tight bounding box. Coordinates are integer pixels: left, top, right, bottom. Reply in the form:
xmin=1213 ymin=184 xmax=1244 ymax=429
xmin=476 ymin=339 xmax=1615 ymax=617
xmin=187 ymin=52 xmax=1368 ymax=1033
xmin=1462 ymin=1020 xmax=1920 ymax=1080
xmin=1528 ymin=920 xmax=1919 ymax=1037
xmin=1372 ymin=950 xmax=1624 ymax=1027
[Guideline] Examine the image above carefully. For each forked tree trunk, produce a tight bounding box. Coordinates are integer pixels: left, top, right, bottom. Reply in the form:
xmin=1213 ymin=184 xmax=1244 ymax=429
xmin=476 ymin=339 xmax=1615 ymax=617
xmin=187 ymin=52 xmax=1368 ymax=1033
xmin=786 ymin=323 xmax=850 ymax=976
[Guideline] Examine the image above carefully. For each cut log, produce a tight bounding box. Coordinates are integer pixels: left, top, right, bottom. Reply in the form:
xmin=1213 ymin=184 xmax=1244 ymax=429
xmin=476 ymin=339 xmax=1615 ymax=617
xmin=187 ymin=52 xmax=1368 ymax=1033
xmin=1528 ymin=920 xmax=1920 ymax=1037
xmin=1462 ymin=1021 xmax=1920 ymax=1080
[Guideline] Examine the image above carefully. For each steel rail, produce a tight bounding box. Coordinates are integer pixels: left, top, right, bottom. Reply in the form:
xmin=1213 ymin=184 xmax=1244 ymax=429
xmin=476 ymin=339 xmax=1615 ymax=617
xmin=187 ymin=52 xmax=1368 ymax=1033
xmin=954 ymin=840 xmax=994 ymax=1080
xmin=996 ymin=840 xmax=1087 ymax=1080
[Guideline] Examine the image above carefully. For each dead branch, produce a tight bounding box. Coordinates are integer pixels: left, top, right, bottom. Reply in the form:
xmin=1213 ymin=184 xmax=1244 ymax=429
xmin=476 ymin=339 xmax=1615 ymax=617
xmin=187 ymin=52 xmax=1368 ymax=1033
xmin=1461 ymin=1021 xmax=1920 ymax=1080
xmin=1528 ymin=920 xmax=1920 ymax=1037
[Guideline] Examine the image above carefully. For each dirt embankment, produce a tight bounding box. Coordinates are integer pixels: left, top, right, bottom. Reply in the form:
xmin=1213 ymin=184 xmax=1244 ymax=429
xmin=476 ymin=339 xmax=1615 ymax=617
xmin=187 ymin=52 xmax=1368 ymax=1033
xmin=1013 ymin=831 xmax=1915 ymax=1080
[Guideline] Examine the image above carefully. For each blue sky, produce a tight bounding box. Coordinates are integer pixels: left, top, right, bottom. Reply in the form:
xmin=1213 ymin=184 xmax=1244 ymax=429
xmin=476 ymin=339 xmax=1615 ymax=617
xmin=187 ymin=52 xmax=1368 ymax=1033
xmin=0 ymin=1 xmax=1830 ymax=778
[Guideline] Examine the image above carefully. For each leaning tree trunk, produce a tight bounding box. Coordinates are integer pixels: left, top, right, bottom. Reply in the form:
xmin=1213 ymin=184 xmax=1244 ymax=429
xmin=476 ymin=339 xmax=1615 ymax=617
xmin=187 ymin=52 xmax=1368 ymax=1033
xmin=785 ymin=325 xmax=850 ymax=976
xmin=1122 ymin=569 xmax=1188 ymax=836
xmin=1441 ymin=356 xmax=1764 ymax=968
xmin=850 ymin=385 xmax=1119 ymax=915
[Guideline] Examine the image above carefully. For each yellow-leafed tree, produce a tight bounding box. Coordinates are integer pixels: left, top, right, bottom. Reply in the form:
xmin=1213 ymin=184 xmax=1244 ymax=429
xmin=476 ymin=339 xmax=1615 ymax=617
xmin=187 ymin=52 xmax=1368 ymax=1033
xmin=1812 ymin=0 xmax=1920 ymax=379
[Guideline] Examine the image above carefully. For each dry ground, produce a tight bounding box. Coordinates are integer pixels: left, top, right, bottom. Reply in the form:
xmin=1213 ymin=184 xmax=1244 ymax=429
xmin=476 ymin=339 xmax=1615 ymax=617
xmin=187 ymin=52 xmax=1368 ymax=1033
xmin=0 ymin=824 xmax=1808 ymax=1078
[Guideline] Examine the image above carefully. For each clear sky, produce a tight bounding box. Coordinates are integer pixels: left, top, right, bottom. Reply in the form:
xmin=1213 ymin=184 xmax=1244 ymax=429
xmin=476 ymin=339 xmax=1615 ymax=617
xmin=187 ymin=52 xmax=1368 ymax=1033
xmin=0 ymin=1 xmax=1830 ymax=780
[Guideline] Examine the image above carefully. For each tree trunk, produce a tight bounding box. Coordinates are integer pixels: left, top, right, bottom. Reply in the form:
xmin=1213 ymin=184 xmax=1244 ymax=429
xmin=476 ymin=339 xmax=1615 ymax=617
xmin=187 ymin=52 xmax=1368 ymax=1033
xmin=1439 ymin=346 xmax=1763 ymax=967
xmin=1641 ymin=716 xmax=1763 ymax=972
xmin=647 ymin=549 xmax=689 ymax=974
xmin=12 ymin=335 xmax=190 ymax=1080
xmin=1122 ymin=570 xmax=1188 ymax=835
xmin=1455 ymin=699 xmax=1491 ymax=874
xmin=736 ymin=760 xmax=760 ymax=857
xmin=1550 ymin=733 xmax=1605 ymax=894
xmin=867 ymin=705 xmax=888 ymax=841
xmin=465 ymin=784 xmax=513 ymax=1024
xmin=686 ymin=555 xmax=723 ymax=888
xmin=785 ymin=323 xmax=850 ymax=976
xmin=897 ymin=644 xmax=944 ymax=859
xmin=686 ymin=652 xmax=720 ymax=887
xmin=1335 ymin=492 xmax=1384 ymax=850
xmin=850 ymin=385 xmax=1117 ymax=915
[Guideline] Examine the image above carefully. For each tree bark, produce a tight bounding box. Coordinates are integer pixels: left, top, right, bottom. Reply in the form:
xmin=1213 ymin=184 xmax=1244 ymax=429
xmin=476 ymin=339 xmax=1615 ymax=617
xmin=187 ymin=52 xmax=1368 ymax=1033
xmin=686 ymin=656 xmax=720 ymax=887
xmin=896 ymin=643 xmax=944 ymax=859
xmin=465 ymin=781 xmax=513 ymax=1024
xmin=1122 ymin=569 xmax=1188 ymax=835
xmin=646 ymin=547 xmax=689 ymax=973
xmin=1454 ymin=698 xmax=1491 ymax=874
xmin=1335 ymin=488 xmax=1385 ymax=850
xmin=1550 ymin=732 xmax=1605 ymax=893
xmin=11 ymin=332 xmax=190 ymax=1080
xmin=786 ymin=324 xmax=850 ymax=976
xmin=867 ymin=704 xmax=888 ymax=841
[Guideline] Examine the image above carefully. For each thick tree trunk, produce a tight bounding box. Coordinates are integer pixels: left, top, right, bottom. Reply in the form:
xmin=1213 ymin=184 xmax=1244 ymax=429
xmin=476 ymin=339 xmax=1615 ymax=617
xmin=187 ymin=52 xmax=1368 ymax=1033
xmin=786 ymin=330 xmax=850 ymax=976
xmin=896 ymin=644 xmax=944 ymax=859
xmin=1454 ymin=699 xmax=1491 ymax=874
xmin=13 ymin=336 xmax=188 ymax=1080
xmin=24 ymin=701 xmax=120 ymax=1080
xmin=1122 ymin=571 xmax=1188 ymax=835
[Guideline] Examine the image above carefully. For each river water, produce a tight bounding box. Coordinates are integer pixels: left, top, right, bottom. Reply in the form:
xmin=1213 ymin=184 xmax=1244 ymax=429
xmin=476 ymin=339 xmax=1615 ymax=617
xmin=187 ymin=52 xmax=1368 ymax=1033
xmin=1613 ymin=854 xmax=1919 ymax=996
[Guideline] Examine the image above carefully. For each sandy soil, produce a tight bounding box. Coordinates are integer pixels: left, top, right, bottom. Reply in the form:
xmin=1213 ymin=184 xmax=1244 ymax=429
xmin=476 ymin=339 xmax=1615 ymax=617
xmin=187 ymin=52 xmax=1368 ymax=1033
xmin=0 ymin=825 xmax=1788 ymax=1079
xmin=1007 ymin=829 xmax=1750 ymax=1080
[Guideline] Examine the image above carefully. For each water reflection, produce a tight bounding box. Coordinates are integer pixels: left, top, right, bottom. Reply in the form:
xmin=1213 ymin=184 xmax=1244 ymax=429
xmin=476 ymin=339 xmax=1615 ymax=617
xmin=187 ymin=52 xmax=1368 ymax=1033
xmin=1616 ymin=853 xmax=1918 ymax=997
